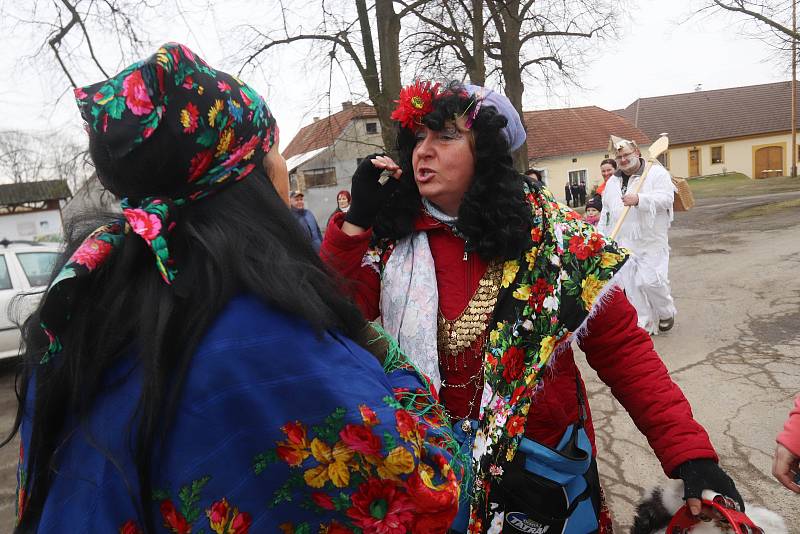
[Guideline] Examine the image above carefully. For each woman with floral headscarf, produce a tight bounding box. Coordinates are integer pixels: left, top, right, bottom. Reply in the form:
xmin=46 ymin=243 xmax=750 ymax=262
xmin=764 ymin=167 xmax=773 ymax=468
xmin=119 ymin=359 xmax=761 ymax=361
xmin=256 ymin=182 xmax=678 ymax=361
xmin=6 ymin=44 xmax=461 ymax=533
xmin=321 ymin=81 xmax=743 ymax=533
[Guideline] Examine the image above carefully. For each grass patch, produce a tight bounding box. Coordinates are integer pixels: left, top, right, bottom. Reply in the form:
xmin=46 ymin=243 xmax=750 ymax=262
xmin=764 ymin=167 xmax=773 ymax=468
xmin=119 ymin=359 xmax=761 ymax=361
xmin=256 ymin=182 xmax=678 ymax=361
xmin=729 ymin=198 xmax=800 ymax=219
xmin=687 ymin=173 xmax=800 ymax=200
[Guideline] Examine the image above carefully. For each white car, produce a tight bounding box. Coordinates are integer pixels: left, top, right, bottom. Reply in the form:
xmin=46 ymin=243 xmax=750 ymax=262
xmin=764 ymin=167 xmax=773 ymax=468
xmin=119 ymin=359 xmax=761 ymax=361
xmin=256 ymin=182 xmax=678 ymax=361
xmin=0 ymin=241 xmax=61 ymax=360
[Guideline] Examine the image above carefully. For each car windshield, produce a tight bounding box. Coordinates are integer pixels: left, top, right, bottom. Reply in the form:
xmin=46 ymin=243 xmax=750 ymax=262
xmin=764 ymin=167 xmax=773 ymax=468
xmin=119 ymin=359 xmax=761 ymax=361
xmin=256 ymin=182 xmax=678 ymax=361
xmin=16 ymin=251 xmax=59 ymax=288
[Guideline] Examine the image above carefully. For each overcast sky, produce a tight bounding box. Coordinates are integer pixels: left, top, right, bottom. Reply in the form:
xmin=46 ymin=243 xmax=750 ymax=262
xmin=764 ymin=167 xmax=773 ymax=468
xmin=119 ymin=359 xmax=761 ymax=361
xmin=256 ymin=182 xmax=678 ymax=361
xmin=0 ymin=0 xmax=788 ymax=148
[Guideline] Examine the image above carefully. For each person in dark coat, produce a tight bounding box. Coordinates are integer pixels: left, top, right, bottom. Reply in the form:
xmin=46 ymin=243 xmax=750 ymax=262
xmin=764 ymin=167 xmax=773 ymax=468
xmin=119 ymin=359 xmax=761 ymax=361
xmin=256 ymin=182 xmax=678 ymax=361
xmin=564 ymin=182 xmax=573 ymax=206
xmin=290 ymin=190 xmax=323 ymax=252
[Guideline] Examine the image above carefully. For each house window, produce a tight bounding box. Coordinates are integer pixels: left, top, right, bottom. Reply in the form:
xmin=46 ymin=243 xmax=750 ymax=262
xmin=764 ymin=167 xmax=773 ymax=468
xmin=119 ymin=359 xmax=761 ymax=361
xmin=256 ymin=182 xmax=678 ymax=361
xmin=365 ymin=122 xmax=378 ymax=134
xmin=711 ymin=145 xmax=724 ymax=164
xmin=657 ymin=152 xmax=670 ymax=169
xmin=304 ymin=167 xmax=337 ymax=188
xmin=568 ymin=169 xmax=587 ymax=185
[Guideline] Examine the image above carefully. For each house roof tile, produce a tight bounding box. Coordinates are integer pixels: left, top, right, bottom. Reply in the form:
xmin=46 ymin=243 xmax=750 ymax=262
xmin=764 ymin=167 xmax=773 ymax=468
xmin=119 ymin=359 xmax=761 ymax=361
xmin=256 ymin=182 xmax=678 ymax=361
xmin=616 ymin=81 xmax=800 ymax=145
xmin=524 ymin=106 xmax=650 ymax=160
xmin=0 ymin=179 xmax=72 ymax=206
xmin=282 ymin=103 xmax=378 ymax=160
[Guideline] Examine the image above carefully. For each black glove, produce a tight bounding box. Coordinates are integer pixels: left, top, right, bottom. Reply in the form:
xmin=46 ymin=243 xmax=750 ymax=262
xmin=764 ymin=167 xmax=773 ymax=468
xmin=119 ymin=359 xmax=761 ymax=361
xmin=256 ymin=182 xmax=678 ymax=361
xmin=674 ymin=458 xmax=745 ymax=512
xmin=344 ymin=153 xmax=400 ymax=229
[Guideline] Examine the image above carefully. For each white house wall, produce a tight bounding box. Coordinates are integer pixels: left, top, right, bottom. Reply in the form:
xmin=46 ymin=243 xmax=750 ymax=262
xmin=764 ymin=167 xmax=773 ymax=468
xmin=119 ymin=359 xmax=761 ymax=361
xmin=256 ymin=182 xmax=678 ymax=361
xmin=531 ymin=145 xmax=649 ymax=205
xmin=0 ymin=209 xmax=63 ymax=242
xmin=294 ymin=117 xmax=385 ymax=227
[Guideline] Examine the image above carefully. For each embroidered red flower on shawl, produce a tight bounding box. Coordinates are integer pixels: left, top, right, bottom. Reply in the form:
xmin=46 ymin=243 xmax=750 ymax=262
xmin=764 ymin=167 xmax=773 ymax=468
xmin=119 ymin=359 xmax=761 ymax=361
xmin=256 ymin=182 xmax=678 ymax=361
xmin=347 ymin=478 xmax=414 ymax=534
xmin=159 ymin=499 xmax=191 ymax=534
xmin=391 ymin=81 xmax=440 ymax=129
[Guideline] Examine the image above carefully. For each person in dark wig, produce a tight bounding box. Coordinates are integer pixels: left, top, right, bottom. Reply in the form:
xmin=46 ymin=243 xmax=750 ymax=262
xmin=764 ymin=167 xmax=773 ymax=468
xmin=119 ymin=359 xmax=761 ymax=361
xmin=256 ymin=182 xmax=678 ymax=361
xmin=321 ymin=80 xmax=742 ymax=533
xmin=6 ymin=44 xmax=461 ymax=534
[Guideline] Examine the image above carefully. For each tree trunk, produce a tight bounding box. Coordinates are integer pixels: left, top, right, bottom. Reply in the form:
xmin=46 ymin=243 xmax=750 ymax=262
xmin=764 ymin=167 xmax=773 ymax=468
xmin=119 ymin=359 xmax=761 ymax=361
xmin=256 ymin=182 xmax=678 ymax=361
xmin=375 ymin=0 xmax=402 ymax=155
xmin=469 ymin=0 xmax=486 ymax=86
xmin=497 ymin=1 xmax=528 ymax=171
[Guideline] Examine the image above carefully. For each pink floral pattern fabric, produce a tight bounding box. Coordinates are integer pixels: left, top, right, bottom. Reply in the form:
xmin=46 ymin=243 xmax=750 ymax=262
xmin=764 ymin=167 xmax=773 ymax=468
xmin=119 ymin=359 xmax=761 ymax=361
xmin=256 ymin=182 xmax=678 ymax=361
xmin=39 ymin=42 xmax=279 ymax=364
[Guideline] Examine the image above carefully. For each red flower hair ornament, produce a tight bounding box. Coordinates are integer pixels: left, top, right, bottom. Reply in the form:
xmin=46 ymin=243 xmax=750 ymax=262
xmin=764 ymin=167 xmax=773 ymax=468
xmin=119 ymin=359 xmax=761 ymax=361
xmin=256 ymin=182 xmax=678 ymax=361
xmin=390 ymin=81 xmax=441 ymax=129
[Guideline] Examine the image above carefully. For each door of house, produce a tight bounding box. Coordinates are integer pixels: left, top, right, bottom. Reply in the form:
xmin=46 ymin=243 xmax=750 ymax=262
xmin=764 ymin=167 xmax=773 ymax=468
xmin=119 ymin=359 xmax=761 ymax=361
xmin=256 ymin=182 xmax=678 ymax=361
xmin=754 ymin=146 xmax=784 ymax=178
xmin=688 ymin=149 xmax=700 ymax=177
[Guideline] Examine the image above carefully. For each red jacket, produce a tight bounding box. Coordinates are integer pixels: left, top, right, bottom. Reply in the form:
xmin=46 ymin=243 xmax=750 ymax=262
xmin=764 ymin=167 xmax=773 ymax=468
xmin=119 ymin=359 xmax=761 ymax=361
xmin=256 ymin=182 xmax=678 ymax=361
xmin=321 ymin=211 xmax=717 ymax=476
xmin=777 ymin=395 xmax=800 ymax=457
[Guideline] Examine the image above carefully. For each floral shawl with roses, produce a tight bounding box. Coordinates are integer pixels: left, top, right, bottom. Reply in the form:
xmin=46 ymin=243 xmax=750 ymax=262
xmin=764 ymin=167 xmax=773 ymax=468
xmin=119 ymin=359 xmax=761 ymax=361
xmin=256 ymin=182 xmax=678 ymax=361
xmin=39 ymin=42 xmax=279 ymax=363
xmin=18 ymin=296 xmax=463 ymax=533
xmin=465 ymin=181 xmax=629 ymax=533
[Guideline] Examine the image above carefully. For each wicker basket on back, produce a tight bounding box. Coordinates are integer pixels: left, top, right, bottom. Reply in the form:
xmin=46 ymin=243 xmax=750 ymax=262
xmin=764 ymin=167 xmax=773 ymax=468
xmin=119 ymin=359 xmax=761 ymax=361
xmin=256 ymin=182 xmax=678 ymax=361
xmin=671 ymin=176 xmax=695 ymax=211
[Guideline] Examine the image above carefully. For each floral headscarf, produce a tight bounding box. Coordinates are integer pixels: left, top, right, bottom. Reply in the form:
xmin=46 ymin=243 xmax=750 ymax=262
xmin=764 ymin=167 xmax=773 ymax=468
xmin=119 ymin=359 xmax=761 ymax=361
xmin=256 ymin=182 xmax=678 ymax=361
xmin=38 ymin=42 xmax=278 ymax=363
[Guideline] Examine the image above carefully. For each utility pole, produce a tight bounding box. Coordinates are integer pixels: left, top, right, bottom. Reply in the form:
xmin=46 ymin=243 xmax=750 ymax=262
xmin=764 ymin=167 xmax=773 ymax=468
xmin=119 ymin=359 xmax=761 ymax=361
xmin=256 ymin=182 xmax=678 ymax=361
xmin=793 ymin=0 xmax=797 ymax=177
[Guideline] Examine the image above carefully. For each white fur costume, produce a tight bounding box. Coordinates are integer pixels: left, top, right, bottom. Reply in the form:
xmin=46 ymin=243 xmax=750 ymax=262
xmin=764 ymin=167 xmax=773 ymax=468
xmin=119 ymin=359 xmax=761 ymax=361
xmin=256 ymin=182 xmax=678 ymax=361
xmin=632 ymin=479 xmax=787 ymax=534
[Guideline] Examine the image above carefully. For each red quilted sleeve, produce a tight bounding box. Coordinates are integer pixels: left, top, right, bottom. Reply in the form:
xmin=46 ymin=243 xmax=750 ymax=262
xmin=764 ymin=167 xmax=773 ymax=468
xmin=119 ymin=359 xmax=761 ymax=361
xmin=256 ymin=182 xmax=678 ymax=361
xmin=578 ymin=288 xmax=718 ymax=476
xmin=320 ymin=212 xmax=381 ymax=320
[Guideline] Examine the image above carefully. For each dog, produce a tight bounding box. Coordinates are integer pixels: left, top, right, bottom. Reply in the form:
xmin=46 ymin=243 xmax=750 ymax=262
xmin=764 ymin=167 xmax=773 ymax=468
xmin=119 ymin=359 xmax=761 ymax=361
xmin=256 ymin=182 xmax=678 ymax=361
xmin=630 ymin=480 xmax=788 ymax=533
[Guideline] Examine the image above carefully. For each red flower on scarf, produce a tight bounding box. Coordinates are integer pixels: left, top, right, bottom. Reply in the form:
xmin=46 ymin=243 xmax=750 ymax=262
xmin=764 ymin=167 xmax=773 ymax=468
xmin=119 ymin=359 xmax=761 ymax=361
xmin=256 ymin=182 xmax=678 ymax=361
xmin=587 ymin=232 xmax=605 ymax=254
xmin=394 ymin=410 xmax=419 ymax=441
xmin=124 ymin=208 xmax=162 ymax=243
xmin=222 ymin=135 xmax=260 ymax=168
xmin=327 ymin=522 xmax=355 ymax=534
xmin=339 ymin=424 xmax=382 ymax=456
xmin=181 ymin=102 xmax=200 ymax=133
xmin=122 ymin=70 xmax=154 ymax=116
xmin=160 ymin=500 xmax=190 ymax=534
xmin=506 ymin=415 xmax=527 ymax=437
xmin=347 ymin=478 xmax=414 ymax=534
xmin=74 ymin=87 xmax=88 ymax=100
xmin=359 ymin=404 xmax=379 ymax=426
xmin=565 ymin=210 xmax=582 ymax=220
xmin=229 ymin=511 xmax=252 ymax=534
xmin=119 ymin=520 xmax=143 ymax=534
xmin=501 ymin=346 xmax=526 ymax=382
xmin=276 ymin=421 xmax=310 ymax=466
xmin=528 ymin=277 xmax=554 ymax=312
xmin=182 ymin=76 xmax=194 ymax=90
xmin=218 ymin=80 xmax=232 ymax=92
xmin=531 ymin=227 xmax=543 ymax=243
xmin=188 ymin=149 xmax=214 ymax=182
xmin=71 ymin=237 xmax=113 ymax=270
xmin=206 ymin=498 xmax=230 ymax=531
xmin=509 ymin=385 xmax=528 ymax=406
xmin=405 ymin=467 xmax=459 ymax=534
xmin=391 ymin=81 xmax=440 ymax=129
xmin=312 ymin=491 xmax=336 ymax=510
xmin=568 ymin=235 xmax=592 ymax=260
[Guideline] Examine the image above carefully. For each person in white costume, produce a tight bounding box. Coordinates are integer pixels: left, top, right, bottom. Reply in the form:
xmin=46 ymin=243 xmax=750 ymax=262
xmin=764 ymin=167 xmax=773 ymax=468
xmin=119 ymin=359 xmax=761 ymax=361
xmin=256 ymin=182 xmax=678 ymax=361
xmin=597 ymin=137 xmax=677 ymax=334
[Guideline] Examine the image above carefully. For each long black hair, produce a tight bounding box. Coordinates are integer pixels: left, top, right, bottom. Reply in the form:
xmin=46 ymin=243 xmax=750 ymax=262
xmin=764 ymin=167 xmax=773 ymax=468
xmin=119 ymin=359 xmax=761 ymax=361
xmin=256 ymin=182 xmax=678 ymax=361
xmin=373 ymin=82 xmax=534 ymax=261
xmin=6 ymin=124 xmax=367 ymax=532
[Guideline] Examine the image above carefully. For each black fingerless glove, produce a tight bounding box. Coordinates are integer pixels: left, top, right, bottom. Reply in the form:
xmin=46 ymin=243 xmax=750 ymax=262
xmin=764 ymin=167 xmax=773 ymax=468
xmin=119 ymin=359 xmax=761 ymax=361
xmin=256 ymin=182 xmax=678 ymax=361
xmin=344 ymin=154 xmax=400 ymax=229
xmin=674 ymin=458 xmax=745 ymax=512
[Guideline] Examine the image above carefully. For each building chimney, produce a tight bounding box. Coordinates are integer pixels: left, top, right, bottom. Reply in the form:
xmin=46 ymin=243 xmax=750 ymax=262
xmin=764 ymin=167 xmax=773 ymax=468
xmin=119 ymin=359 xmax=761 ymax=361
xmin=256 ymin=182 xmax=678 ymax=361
xmin=342 ymin=101 xmax=352 ymax=110
xmin=313 ymin=117 xmax=320 ymax=122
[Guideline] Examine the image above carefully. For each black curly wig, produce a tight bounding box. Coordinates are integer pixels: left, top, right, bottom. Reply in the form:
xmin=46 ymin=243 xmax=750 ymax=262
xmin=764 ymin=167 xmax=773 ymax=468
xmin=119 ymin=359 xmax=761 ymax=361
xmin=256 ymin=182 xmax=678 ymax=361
xmin=373 ymin=82 xmax=535 ymax=261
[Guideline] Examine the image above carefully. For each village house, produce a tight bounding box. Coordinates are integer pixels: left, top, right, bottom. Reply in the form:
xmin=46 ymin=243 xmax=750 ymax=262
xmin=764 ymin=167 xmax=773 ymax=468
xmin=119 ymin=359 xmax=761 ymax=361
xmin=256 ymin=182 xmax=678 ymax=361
xmin=617 ymin=81 xmax=800 ymax=179
xmin=282 ymin=102 xmax=384 ymax=225
xmin=0 ymin=180 xmax=71 ymax=242
xmin=525 ymin=106 xmax=651 ymax=203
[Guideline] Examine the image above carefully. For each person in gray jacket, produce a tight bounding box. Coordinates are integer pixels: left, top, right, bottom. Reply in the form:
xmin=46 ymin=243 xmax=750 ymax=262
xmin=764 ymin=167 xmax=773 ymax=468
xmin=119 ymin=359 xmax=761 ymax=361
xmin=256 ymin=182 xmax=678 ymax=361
xmin=290 ymin=190 xmax=322 ymax=252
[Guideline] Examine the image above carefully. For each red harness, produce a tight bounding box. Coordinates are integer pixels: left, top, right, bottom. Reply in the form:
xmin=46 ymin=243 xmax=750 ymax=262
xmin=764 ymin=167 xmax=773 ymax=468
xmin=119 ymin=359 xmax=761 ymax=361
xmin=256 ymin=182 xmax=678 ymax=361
xmin=667 ymin=498 xmax=764 ymax=534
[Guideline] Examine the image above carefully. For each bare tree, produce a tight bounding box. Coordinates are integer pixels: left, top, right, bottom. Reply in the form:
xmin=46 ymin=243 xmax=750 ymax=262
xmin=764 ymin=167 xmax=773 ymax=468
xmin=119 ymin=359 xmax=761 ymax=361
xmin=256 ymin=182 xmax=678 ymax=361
xmin=698 ymin=0 xmax=797 ymax=44
xmin=399 ymin=0 xmax=489 ymax=85
xmin=238 ymin=0 xmax=433 ymax=152
xmin=401 ymin=0 xmax=624 ymax=169
xmin=2 ymin=0 xmax=154 ymax=88
xmin=0 ymin=130 xmax=92 ymax=193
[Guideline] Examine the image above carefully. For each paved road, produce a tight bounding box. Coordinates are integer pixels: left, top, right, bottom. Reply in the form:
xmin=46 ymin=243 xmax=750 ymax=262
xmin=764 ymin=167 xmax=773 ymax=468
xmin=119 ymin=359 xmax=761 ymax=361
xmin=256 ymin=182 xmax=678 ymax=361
xmin=0 ymin=191 xmax=796 ymax=532
xmin=580 ymin=189 xmax=800 ymax=532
